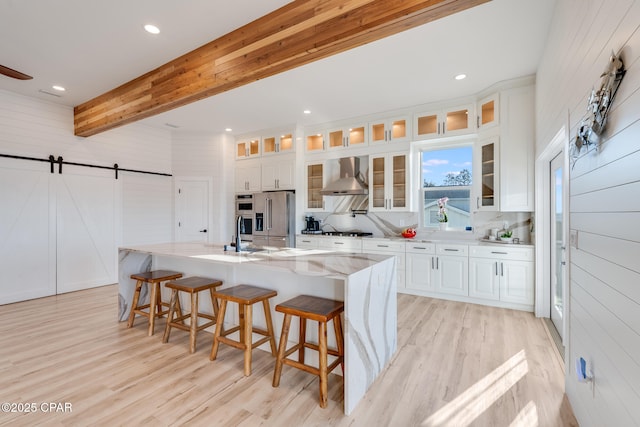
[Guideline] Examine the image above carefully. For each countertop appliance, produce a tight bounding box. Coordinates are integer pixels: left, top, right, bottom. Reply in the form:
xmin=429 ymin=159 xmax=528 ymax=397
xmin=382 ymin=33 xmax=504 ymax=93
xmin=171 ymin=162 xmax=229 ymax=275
xmin=304 ymin=215 xmax=320 ymax=233
xmin=253 ymin=191 xmax=295 ymax=248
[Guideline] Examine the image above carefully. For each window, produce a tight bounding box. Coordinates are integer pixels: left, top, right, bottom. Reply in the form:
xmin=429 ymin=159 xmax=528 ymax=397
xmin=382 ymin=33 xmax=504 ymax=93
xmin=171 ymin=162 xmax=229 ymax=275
xmin=421 ymin=145 xmax=472 ymax=229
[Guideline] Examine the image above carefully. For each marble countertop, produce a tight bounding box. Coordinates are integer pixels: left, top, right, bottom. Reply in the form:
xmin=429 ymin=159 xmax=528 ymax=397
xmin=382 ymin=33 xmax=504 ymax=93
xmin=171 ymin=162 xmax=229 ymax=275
xmin=119 ymin=242 xmax=393 ymax=279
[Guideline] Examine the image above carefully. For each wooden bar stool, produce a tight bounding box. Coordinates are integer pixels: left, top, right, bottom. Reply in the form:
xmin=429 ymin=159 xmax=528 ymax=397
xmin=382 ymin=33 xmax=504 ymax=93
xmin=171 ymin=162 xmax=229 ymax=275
xmin=162 ymin=276 xmax=224 ymax=353
xmin=127 ymin=270 xmax=183 ymax=336
xmin=210 ymin=284 xmax=278 ymax=376
xmin=272 ymin=295 xmax=344 ymax=409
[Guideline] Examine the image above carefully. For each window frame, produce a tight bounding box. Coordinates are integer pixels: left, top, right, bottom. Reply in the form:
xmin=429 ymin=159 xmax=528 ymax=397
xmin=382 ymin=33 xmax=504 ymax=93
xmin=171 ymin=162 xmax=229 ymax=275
xmin=414 ymin=138 xmax=475 ymax=230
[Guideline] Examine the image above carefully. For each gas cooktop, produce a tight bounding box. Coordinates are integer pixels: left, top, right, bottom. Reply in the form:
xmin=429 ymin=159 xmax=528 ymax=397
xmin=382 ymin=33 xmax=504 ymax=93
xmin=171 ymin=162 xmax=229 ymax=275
xmin=322 ymin=231 xmax=373 ymax=237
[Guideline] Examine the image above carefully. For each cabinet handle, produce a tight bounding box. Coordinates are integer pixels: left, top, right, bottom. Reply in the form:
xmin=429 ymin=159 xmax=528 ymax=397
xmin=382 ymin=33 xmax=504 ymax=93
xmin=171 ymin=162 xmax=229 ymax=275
xmin=477 ymin=116 xmax=480 ymax=128
xmin=302 ymin=240 xmax=311 ymax=243
xmin=377 ymin=244 xmax=389 ymax=248
xmin=437 ymin=122 xmax=440 ymax=134
xmin=491 ymin=251 xmax=508 ymax=255
xmin=477 ymin=196 xmax=480 ymax=209
xmin=442 ymin=121 xmax=446 ymax=134
xmin=335 ymin=242 xmax=344 ymax=245
xmin=413 ymin=246 xmax=427 ymax=250
xmin=495 ymin=262 xmax=499 ymax=276
xmin=431 ymin=257 xmax=434 ymax=269
xmin=501 ymin=262 xmax=504 ymax=276
xmin=436 ymin=257 xmax=439 ymax=269
xmin=444 ymin=248 xmax=459 ymax=252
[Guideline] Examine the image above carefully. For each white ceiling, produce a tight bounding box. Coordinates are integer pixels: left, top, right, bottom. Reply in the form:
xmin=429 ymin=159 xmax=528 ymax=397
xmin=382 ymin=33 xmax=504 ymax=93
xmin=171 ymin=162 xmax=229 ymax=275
xmin=0 ymin=0 xmax=556 ymax=136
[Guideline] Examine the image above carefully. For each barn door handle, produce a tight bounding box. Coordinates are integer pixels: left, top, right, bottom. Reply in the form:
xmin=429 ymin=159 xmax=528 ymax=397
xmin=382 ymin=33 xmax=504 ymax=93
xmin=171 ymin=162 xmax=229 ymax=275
xmin=199 ymin=229 xmax=207 ymax=233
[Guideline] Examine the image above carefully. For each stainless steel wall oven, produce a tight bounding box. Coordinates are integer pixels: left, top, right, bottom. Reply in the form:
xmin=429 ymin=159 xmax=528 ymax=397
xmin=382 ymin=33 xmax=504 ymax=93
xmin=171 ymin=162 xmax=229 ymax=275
xmin=235 ymin=194 xmax=253 ymax=241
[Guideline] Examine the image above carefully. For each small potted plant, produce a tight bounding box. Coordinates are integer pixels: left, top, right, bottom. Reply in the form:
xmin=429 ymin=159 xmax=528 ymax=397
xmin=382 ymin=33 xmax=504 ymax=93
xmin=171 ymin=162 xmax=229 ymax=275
xmin=437 ymin=197 xmax=449 ymax=230
xmin=499 ymin=230 xmax=513 ymax=243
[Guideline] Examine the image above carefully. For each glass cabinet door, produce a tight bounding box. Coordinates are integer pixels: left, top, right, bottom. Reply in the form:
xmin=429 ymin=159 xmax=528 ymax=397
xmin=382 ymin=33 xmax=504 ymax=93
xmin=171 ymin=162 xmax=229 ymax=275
xmin=307 ymin=163 xmax=324 ymax=210
xmin=349 ymin=126 xmax=366 ymax=146
xmin=306 ymin=133 xmax=324 ymax=152
xmin=446 ymin=108 xmax=470 ymax=133
xmin=279 ymin=133 xmax=294 ymax=152
xmin=481 ymin=142 xmax=496 ymax=208
xmin=392 ymin=154 xmax=407 ymax=209
xmin=477 ymin=94 xmax=499 ymax=130
xmin=263 ymin=136 xmax=276 ymax=154
xmin=371 ymin=157 xmax=386 ymax=209
xmin=236 ymin=138 xmax=260 ymax=158
xmin=416 ymin=113 xmax=439 ymax=137
xmin=371 ymin=118 xmax=408 ymax=143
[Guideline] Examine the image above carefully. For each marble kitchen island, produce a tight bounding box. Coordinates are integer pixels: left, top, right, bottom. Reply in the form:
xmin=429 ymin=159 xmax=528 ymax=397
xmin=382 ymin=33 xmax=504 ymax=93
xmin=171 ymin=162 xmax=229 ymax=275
xmin=118 ymin=242 xmax=397 ymax=415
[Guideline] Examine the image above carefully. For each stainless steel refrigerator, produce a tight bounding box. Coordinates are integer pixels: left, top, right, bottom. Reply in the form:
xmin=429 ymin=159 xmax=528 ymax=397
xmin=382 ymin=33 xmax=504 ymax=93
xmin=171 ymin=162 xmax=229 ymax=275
xmin=252 ymin=191 xmax=295 ymax=248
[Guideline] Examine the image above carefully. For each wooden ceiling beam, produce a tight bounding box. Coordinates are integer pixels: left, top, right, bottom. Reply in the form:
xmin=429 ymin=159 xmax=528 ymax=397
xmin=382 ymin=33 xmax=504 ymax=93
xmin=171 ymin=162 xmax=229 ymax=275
xmin=73 ymin=0 xmax=489 ymax=137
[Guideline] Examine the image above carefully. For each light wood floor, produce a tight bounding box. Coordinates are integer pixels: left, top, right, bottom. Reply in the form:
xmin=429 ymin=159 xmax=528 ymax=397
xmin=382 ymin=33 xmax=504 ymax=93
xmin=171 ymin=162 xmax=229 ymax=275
xmin=0 ymin=285 xmax=577 ymax=426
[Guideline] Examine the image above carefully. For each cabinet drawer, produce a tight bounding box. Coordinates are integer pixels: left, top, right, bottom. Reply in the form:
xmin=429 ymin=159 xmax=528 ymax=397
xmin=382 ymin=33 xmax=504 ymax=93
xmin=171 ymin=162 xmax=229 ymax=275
xmin=296 ymin=236 xmax=320 ymax=249
xmin=362 ymin=239 xmax=405 ymax=252
xmin=436 ymin=244 xmax=468 ymax=256
xmin=318 ymin=237 xmax=362 ymax=252
xmin=405 ymin=242 xmax=435 ymax=254
xmin=470 ymin=246 xmax=533 ymax=261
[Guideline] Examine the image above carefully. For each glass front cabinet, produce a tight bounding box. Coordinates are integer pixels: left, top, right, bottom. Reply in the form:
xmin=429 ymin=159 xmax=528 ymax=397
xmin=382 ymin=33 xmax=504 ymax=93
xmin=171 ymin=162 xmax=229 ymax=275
xmin=262 ymin=132 xmax=294 ymax=155
xmin=369 ymin=152 xmax=409 ymax=211
xmin=236 ymin=138 xmax=261 ymax=159
xmin=477 ymin=94 xmax=499 ymax=131
xmin=327 ymin=125 xmax=367 ymax=150
xmin=369 ymin=116 xmax=410 ymax=144
xmin=474 ymin=136 xmax=499 ymax=211
xmin=414 ymin=104 xmax=473 ymax=140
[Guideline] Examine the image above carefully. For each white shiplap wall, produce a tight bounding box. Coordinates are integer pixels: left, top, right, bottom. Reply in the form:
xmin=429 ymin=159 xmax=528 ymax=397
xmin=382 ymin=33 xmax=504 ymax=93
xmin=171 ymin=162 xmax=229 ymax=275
xmin=0 ymin=90 xmax=174 ymax=292
xmin=171 ymin=132 xmax=235 ymax=244
xmin=536 ymin=1 xmax=640 ymax=425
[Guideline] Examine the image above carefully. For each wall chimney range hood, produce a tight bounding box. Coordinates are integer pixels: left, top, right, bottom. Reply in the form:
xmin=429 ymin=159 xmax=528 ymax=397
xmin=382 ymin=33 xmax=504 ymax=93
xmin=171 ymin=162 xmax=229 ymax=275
xmin=320 ymin=157 xmax=369 ymax=196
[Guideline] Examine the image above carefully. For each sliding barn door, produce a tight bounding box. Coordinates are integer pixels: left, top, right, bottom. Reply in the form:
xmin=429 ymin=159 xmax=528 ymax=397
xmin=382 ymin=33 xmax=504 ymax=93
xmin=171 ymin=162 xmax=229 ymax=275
xmin=0 ymin=159 xmax=56 ymax=304
xmin=55 ymin=166 xmax=118 ymax=293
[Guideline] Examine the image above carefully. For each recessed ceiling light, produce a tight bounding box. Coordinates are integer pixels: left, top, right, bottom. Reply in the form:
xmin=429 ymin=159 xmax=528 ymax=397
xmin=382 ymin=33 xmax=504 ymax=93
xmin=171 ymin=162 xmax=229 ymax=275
xmin=52 ymin=85 xmax=65 ymax=91
xmin=455 ymin=73 xmax=467 ymax=80
xmin=303 ymin=110 xmax=311 ymax=114
xmin=144 ymin=24 xmax=160 ymax=34
xmin=225 ymin=128 xmax=233 ymax=132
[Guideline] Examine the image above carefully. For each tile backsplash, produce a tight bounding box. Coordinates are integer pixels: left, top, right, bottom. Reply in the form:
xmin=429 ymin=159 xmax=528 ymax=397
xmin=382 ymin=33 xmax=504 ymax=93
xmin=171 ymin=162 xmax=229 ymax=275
xmin=304 ymin=195 xmax=533 ymax=243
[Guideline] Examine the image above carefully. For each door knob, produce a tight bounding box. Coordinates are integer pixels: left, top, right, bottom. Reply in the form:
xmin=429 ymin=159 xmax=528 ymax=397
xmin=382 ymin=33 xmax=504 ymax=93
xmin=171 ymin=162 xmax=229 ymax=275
xmin=199 ymin=229 xmax=207 ymax=233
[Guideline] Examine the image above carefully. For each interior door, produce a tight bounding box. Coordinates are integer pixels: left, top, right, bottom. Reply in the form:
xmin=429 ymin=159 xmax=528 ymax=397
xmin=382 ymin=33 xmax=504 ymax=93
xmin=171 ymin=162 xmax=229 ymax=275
xmin=175 ymin=178 xmax=209 ymax=242
xmin=550 ymin=152 xmax=565 ymax=339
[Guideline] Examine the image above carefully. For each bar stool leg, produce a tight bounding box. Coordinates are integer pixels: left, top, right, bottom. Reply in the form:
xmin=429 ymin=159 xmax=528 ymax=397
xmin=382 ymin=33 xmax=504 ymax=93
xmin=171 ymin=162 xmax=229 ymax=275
xmin=272 ymin=313 xmax=292 ymax=387
xmin=318 ymin=321 xmax=328 ymax=408
xmin=210 ymin=299 xmax=227 ymax=361
xmin=262 ymin=299 xmax=277 ymax=356
xmin=162 ymin=288 xmax=179 ymax=343
xmin=333 ymin=315 xmax=345 ymax=374
xmin=127 ymin=280 xmax=143 ymax=328
xmin=189 ymin=291 xmax=199 ymax=353
xmin=299 ymin=317 xmax=306 ymax=364
xmin=243 ymin=303 xmax=253 ymax=376
xmin=148 ymin=282 xmax=159 ymax=336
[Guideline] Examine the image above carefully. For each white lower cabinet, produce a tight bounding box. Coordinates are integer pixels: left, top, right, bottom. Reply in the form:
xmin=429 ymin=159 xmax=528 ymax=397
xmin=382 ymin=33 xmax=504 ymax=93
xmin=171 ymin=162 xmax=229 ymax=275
xmin=405 ymin=242 xmax=436 ymax=291
xmin=433 ymin=244 xmax=469 ymax=296
xmin=363 ymin=239 xmax=406 ymax=288
xmin=469 ymin=246 xmax=534 ymax=309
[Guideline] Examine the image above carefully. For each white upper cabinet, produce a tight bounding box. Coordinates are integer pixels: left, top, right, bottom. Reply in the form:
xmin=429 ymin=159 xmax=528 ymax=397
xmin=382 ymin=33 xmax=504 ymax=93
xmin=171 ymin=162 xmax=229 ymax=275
xmin=476 ymin=93 xmax=499 ymax=131
xmin=305 ymin=130 xmax=325 ymax=153
xmin=236 ymin=137 xmax=261 ymax=159
xmin=235 ymin=159 xmax=261 ymax=193
xmin=262 ymin=131 xmax=295 ymax=156
xmin=414 ymin=103 xmax=474 ymax=140
xmin=369 ymin=116 xmax=411 ymax=144
xmin=498 ymin=85 xmax=534 ymax=212
xmin=327 ymin=124 xmax=368 ymax=150
xmin=305 ymin=161 xmax=325 ymax=211
xmin=261 ymin=156 xmax=295 ymax=191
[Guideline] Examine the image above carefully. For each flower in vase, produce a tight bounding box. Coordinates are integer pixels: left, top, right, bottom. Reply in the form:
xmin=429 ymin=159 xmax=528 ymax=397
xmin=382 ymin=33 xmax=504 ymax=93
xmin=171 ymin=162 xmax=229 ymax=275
xmin=437 ymin=197 xmax=449 ymax=223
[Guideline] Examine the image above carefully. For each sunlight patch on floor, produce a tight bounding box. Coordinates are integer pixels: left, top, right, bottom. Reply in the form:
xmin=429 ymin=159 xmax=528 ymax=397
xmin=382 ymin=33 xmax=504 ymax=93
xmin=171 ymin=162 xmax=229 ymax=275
xmin=509 ymin=401 xmax=538 ymax=427
xmin=422 ymin=349 xmax=531 ymax=426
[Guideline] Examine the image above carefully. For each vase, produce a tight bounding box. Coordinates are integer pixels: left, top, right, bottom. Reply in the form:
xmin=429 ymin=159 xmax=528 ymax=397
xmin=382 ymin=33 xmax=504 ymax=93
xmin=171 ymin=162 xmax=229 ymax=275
xmin=439 ymin=222 xmax=448 ymax=231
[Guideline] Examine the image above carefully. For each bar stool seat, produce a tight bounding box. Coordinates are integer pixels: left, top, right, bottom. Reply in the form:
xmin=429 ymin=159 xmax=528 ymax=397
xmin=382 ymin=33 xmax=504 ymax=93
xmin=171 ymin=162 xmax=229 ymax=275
xmin=127 ymin=270 xmax=183 ymax=336
xmin=272 ymin=295 xmax=344 ymax=408
xmin=162 ymin=276 xmax=224 ymax=353
xmin=210 ymin=284 xmax=277 ymax=376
